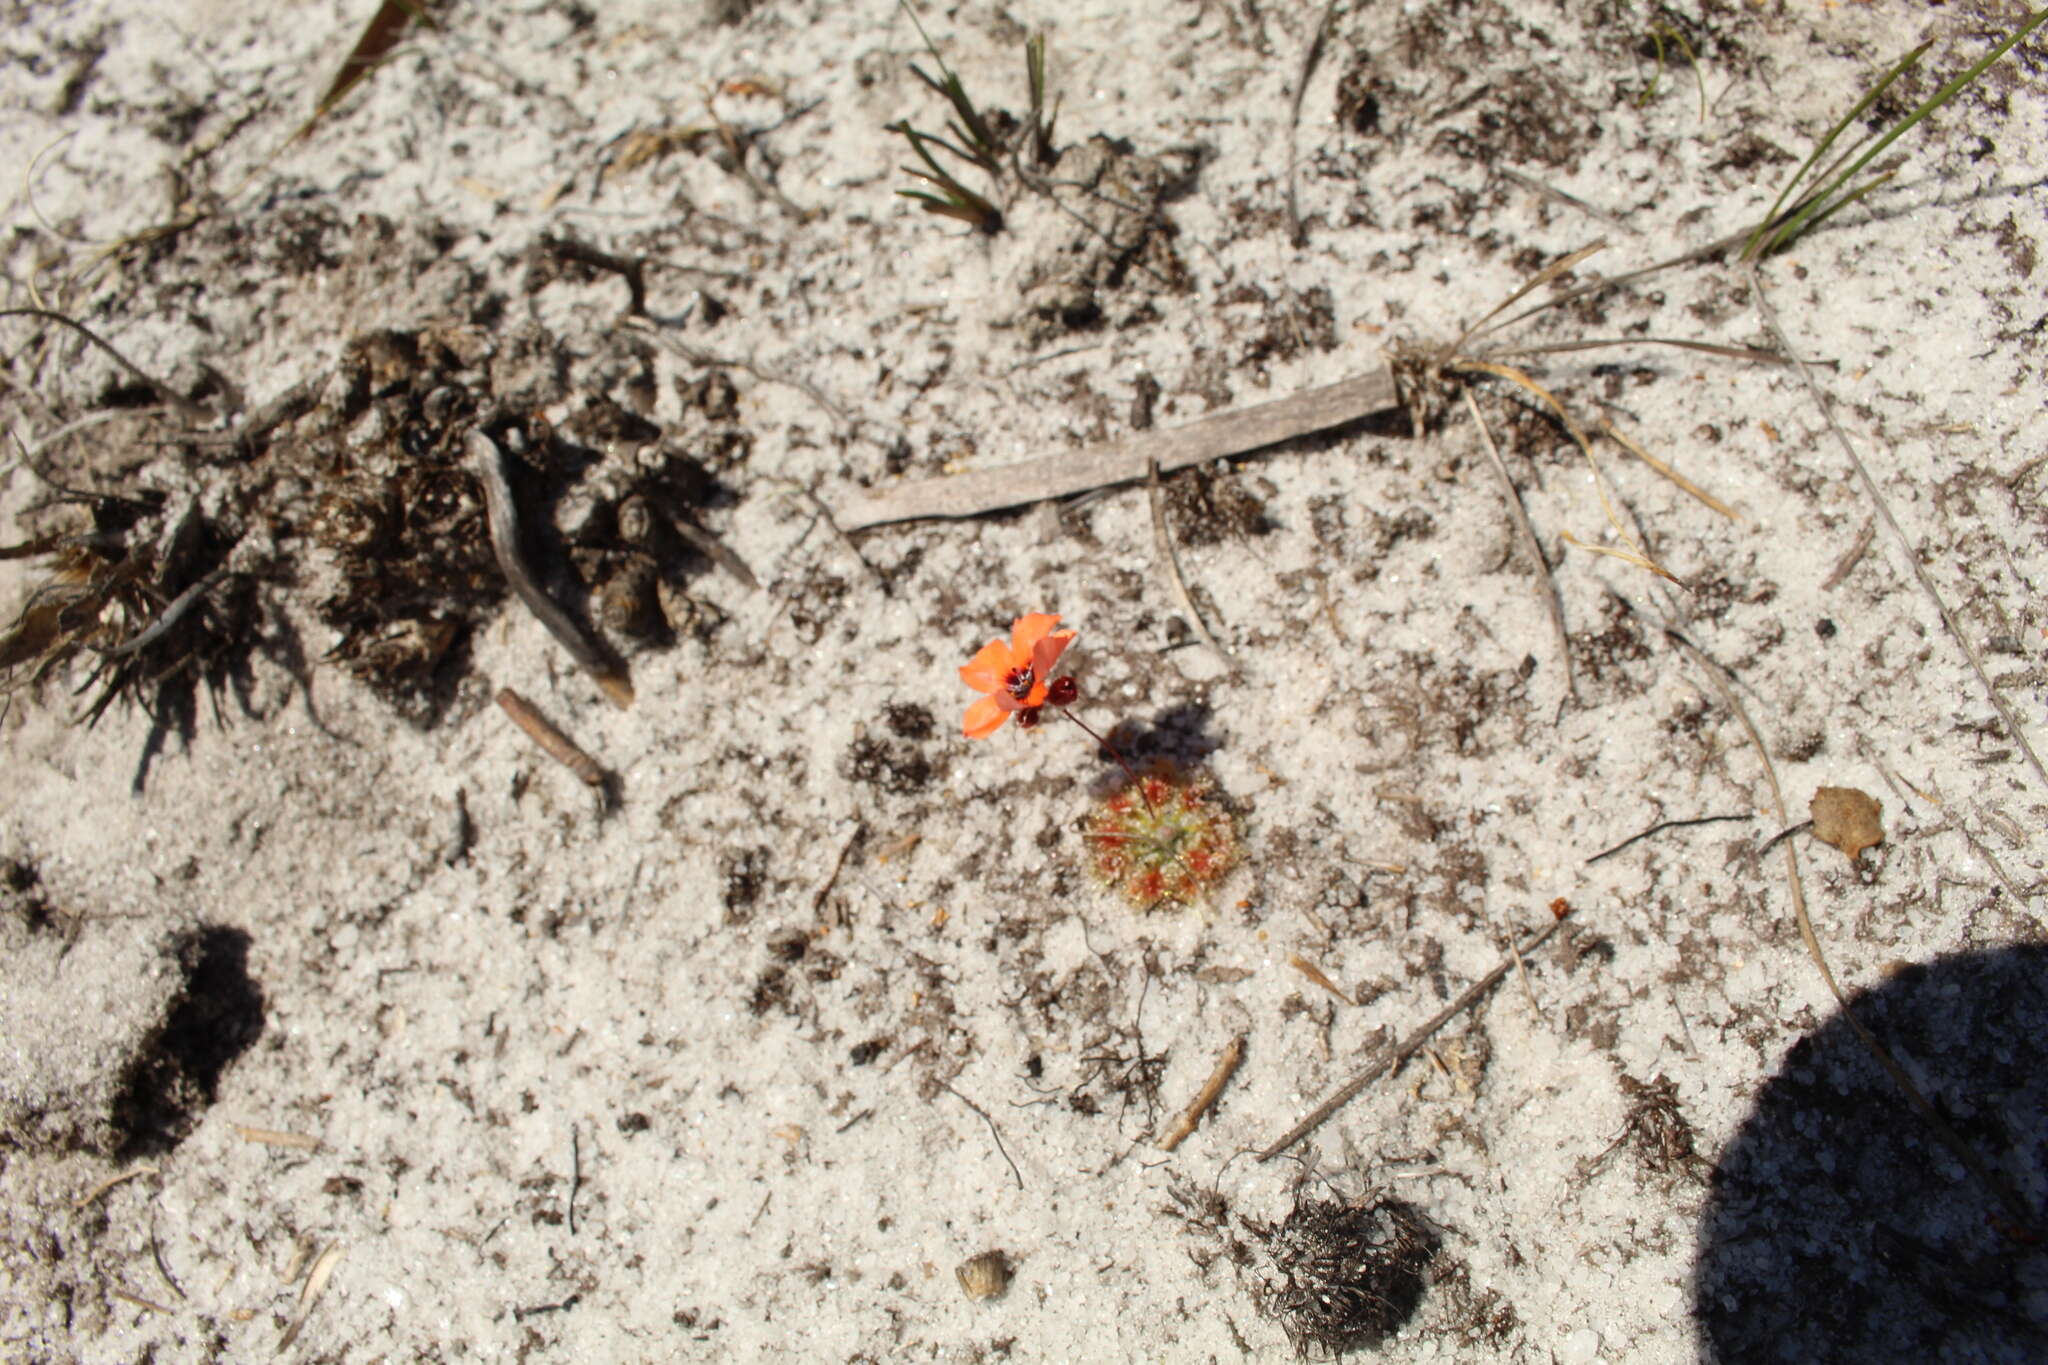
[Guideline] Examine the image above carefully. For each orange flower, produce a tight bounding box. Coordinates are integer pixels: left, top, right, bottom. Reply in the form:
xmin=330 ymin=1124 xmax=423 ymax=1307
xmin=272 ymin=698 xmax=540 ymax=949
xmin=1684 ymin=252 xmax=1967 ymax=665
xmin=960 ymin=613 xmax=1077 ymax=739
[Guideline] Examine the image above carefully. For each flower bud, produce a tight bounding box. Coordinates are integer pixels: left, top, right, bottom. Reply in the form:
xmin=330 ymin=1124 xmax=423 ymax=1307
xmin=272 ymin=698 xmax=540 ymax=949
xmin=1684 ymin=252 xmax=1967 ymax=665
xmin=1046 ymin=676 xmax=1078 ymax=707
xmin=1015 ymin=706 xmax=1044 ymax=730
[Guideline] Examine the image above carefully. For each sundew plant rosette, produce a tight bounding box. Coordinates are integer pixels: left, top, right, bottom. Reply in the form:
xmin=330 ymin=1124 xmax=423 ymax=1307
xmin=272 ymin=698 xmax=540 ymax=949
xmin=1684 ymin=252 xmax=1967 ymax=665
xmin=959 ymin=613 xmax=1239 ymax=909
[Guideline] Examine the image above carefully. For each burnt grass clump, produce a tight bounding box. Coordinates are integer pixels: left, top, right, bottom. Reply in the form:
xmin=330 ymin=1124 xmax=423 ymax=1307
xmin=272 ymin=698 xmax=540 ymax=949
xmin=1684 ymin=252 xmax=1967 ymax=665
xmin=842 ymin=735 xmax=937 ymax=796
xmin=305 ymin=329 xmax=508 ymax=724
xmin=1254 ymin=1196 xmax=1437 ymax=1358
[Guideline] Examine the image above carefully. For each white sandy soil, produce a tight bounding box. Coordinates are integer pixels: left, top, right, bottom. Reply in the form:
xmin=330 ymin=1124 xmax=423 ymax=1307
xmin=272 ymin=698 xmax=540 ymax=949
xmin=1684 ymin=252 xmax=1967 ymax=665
xmin=2 ymin=1 xmax=2045 ymax=1361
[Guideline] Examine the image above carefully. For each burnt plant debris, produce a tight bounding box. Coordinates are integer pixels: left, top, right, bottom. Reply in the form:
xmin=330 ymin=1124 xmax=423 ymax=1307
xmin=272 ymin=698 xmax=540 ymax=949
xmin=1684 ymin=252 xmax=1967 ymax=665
xmin=1253 ymin=1195 xmax=1438 ymax=1358
xmin=307 ymin=329 xmax=506 ymax=722
xmin=0 ymin=482 xmax=265 ymax=779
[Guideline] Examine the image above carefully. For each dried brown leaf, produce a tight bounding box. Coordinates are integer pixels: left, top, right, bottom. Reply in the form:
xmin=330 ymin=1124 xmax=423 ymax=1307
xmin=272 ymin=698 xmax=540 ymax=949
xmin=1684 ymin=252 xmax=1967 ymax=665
xmin=1810 ymin=786 xmax=1884 ymax=862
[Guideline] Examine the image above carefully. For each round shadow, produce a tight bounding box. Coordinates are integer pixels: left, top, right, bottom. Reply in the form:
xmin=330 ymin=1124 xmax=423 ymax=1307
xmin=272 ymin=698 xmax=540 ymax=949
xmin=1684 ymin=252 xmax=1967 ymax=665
xmin=1694 ymin=946 xmax=2048 ymax=1363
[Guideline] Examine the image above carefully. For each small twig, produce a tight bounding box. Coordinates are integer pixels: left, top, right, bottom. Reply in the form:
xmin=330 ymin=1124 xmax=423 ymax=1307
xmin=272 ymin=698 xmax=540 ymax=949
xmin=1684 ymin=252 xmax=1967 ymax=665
xmin=668 ymin=516 xmax=760 ymax=591
xmin=1819 ymin=516 xmax=1876 ymax=591
xmin=1283 ymin=0 xmax=1342 ymax=246
xmin=496 ymin=688 xmax=605 ymax=788
xmin=1147 ymin=457 xmax=1234 ymax=677
xmin=1748 ymin=262 xmax=2044 ymax=790
xmin=633 ymin=330 xmax=852 ymax=434
xmin=1465 ymin=387 xmax=1577 ymax=705
xmin=469 ymin=430 xmax=634 ymax=709
xmin=1159 ymin=1035 xmax=1246 ymax=1152
xmin=943 ymin=1082 xmax=1024 ymax=1190
xmin=1757 ymin=819 xmax=1812 ymax=857
xmin=1960 ymin=819 xmax=2035 ymax=909
xmin=108 ymin=1286 xmax=176 ymax=1315
xmin=836 ymin=370 xmax=1396 ymax=529
xmin=1584 ymin=812 xmax=1753 ymax=865
xmin=230 ymin=1123 xmax=320 ymax=1150
xmin=277 ymin=1243 xmax=343 ymax=1351
xmin=704 ymin=89 xmax=810 ymax=221
xmin=149 ymin=1214 xmax=185 ymax=1301
xmin=792 ymin=484 xmax=885 ymax=594
xmin=74 ymin=1164 xmax=158 ymax=1210
xmin=567 ymin=1125 xmax=581 ymax=1235
xmin=1259 ymin=912 xmax=1567 ymax=1162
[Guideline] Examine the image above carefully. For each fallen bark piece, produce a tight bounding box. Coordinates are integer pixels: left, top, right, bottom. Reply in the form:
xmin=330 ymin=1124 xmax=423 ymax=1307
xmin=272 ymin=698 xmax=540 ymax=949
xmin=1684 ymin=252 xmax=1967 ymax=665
xmin=835 ymin=370 xmax=1398 ymax=530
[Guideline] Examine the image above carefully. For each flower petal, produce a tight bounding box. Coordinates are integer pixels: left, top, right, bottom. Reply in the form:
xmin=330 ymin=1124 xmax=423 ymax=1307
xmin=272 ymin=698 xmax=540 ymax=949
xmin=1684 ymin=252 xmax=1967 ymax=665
xmin=963 ymin=694 xmax=1009 ymax=739
xmin=1029 ymin=627 xmax=1076 ymax=681
xmin=1009 ymin=613 xmax=1063 ymax=659
xmin=959 ymin=637 xmax=1016 ymax=693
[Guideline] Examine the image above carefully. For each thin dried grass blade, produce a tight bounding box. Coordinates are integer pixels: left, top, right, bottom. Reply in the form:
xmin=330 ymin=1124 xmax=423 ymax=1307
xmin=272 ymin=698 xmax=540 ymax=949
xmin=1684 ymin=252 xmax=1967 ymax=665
xmin=1459 ymin=359 xmax=1682 ymax=584
xmin=74 ymin=1164 xmax=158 ymax=1210
xmin=1464 ymin=387 xmax=1577 ymax=701
xmin=1480 ymin=336 xmax=1797 ymax=365
xmin=1560 ymin=530 xmax=1683 ymax=584
xmin=298 ymin=0 xmax=433 ymax=142
xmin=1456 ymin=241 xmax=1608 ymax=350
xmin=1602 ymin=418 xmax=1740 ymax=521
xmin=276 ymin=1243 xmax=343 ymax=1352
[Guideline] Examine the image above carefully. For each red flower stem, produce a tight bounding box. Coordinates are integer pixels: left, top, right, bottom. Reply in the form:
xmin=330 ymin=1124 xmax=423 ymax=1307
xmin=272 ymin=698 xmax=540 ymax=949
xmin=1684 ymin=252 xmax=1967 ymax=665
xmin=1056 ymin=707 xmax=1155 ymax=815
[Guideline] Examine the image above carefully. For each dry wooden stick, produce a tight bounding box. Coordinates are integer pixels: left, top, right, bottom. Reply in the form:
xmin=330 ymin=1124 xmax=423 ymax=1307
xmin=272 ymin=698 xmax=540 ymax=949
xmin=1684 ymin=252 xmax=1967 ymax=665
xmin=1160 ymin=1035 xmax=1246 ymax=1152
xmin=496 ymin=688 xmax=605 ymax=788
xmin=469 ymin=430 xmax=634 ymax=709
xmin=836 ymin=370 xmax=1396 ymax=530
xmin=1258 ymin=912 xmax=1566 ymax=1162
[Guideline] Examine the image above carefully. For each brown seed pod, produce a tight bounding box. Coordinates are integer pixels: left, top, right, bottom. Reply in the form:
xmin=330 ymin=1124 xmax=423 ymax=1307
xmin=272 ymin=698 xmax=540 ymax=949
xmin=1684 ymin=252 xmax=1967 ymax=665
xmin=955 ymin=1250 xmax=1011 ymax=1302
xmin=599 ymin=556 xmax=664 ymax=639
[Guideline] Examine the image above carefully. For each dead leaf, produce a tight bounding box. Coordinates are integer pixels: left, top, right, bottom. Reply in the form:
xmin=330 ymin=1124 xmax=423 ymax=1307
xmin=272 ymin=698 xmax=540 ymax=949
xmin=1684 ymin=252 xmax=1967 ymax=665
xmin=1810 ymin=786 xmax=1883 ymax=862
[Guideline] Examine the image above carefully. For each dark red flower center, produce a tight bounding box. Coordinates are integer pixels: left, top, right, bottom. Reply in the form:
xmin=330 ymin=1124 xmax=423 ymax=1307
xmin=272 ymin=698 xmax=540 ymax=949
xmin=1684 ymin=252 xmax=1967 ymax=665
xmin=1003 ymin=666 xmax=1035 ymax=700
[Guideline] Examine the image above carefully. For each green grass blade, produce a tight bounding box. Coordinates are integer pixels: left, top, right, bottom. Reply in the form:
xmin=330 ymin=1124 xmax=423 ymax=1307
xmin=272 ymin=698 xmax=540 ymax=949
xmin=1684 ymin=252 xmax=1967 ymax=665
xmin=1743 ymin=38 xmax=1931 ymax=260
xmin=1635 ymin=27 xmax=1667 ymax=110
xmin=1754 ymin=8 xmax=2048 ymax=258
xmin=1762 ymin=171 xmax=1898 ymax=256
